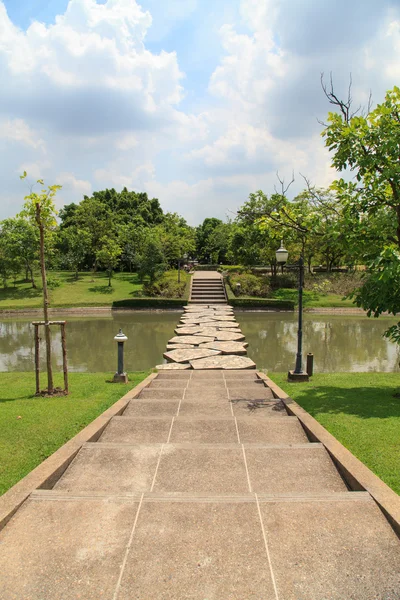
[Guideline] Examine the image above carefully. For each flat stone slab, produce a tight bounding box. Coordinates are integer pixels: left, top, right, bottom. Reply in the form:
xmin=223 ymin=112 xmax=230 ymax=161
xmin=236 ymin=417 xmax=308 ymax=444
xmin=118 ymin=501 xmax=276 ymax=600
xmin=139 ymin=389 xmax=184 ymax=399
xmin=174 ymin=327 xmax=203 ymax=335
xmin=124 ymin=400 xmax=179 ymax=417
xmin=164 ymin=348 xmax=221 ymax=364
xmin=228 ymin=386 xmax=275 ymax=401
xmin=199 ymin=341 xmax=248 ymax=355
xmin=54 ymin=445 xmax=161 ymax=493
xmin=190 ymin=355 xmax=256 ymax=370
xmin=0 ymin=497 xmax=140 ymax=600
xmin=178 ymin=400 xmax=232 ymax=417
xmin=155 ymin=363 xmax=191 ymax=370
xmin=152 ymin=446 xmax=249 ymax=493
xmin=166 ymin=344 xmax=195 ymax=350
xmin=196 ymin=330 xmax=245 ymax=342
xmin=245 ymin=445 xmax=347 ymax=494
xmin=232 ymin=400 xmax=288 ymax=418
xmin=100 ymin=417 xmax=172 ymax=444
xmin=259 ymin=496 xmax=400 ymax=599
xmin=170 ymin=418 xmax=238 ymax=443
xmin=168 ymin=335 xmax=215 ymax=345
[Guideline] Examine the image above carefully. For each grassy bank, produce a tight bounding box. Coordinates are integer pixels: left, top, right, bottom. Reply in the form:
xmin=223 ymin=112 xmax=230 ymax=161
xmin=0 ymin=270 xmax=190 ymax=310
xmin=270 ymin=372 xmax=400 ymax=494
xmin=0 ymin=371 xmax=150 ymax=496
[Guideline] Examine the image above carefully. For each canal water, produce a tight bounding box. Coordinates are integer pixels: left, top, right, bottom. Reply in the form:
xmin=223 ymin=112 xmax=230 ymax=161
xmin=0 ymin=311 xmax=399 ymax=373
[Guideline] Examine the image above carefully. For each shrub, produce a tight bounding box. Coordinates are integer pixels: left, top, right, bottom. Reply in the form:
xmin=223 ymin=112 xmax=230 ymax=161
xmin=269 ymin=273 xmax=298 ymax=290
xmin=143 ymin=279 xmax=186 ymax=298
xmin=228 ymin=273 xmax=271 ymax=297
xmin=304 ymin=272 xmax=363 ymax=296
xmin=229 ymin=297 xmax=294 ymax=310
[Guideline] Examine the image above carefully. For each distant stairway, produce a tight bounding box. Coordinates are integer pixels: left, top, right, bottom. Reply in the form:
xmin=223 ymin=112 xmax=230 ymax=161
xmin=190 ymin=272 xmax=227 ymax=304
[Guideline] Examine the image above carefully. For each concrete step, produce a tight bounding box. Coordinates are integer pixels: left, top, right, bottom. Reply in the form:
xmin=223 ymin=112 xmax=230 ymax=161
xmin=2 ymin=492 xmax=399 ymax=600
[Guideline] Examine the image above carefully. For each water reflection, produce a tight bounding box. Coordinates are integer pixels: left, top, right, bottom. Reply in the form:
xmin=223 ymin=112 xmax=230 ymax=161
xmin=0 ymin=311 xmax=399 ymax=373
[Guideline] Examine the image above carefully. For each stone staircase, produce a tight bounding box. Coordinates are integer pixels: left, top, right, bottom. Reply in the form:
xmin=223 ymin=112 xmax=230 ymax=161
xmin=190 ymin=271 xmax=227 ymax=304
xmin=1 ymin=370 xmax=399 ymax=599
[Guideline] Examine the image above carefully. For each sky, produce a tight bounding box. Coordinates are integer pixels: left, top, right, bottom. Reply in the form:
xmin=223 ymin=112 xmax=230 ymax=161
xmin=1 ymin=0 xmax=400 ymax=225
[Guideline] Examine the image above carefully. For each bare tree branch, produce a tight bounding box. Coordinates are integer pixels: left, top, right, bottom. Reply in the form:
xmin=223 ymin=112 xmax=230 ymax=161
xmin=274 ymin=171 xmax=295 ymax=196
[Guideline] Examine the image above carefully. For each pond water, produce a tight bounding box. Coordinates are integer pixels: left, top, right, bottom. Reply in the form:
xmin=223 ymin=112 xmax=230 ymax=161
xmin=0 ymin=311 xmax=399 ymax=374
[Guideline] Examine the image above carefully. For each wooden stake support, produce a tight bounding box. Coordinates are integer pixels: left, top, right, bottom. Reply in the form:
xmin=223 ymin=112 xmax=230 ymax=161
xmin=32 ymin=321 xmax=69 ymax=395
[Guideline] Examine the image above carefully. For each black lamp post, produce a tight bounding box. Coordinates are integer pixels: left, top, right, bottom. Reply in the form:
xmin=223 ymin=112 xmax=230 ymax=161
xmin=112 ymin=329 xmax=128 ymax=383
xmin=275 ymin=241 xmax=309 ymax=382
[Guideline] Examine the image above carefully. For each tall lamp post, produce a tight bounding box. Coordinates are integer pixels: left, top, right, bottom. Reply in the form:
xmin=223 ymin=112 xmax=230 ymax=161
xmin=275 ymin=241 xmax=309 ymax=382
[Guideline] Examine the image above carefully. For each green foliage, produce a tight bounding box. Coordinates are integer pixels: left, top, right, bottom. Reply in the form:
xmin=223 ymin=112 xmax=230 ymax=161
xmin=96 ymin=237 xmax=122 ymax=287
xmin=349 ymin=247 xmax=400 ymax=343
xmin=229 ymin=273 xmax=271 ymax=297
xmin=269 ymin=273 xmax=298 ymax=290
xmin=112 ymin=298 xmax=187 ymax=308
xmin=137 ymin=236 xmax=167 ymax=284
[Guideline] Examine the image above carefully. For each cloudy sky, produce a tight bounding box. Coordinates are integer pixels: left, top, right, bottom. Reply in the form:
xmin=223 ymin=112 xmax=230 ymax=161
xmin=1 ymin=0 xmax=400 ymax=224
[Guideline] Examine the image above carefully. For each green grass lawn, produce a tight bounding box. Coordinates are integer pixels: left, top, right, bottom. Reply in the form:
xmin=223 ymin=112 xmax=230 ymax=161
xmin=270 ymin=372 xmax=400 ymax=494
xmin=0 ymin=371 xmax=150 ymax=496
xmin=0 ymin=269 xmax=190 ymax=310
xmin=271 ymin=288 xmax=356 ymax=308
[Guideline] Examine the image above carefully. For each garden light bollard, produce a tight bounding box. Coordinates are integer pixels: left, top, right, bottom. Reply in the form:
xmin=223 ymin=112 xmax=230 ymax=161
xmin=113 ymin=329 xmax=128 ymax=383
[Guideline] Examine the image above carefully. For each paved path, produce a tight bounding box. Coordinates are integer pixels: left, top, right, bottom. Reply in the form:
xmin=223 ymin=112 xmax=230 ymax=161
xmin=0 ymin=369 xmax=399 ymax=599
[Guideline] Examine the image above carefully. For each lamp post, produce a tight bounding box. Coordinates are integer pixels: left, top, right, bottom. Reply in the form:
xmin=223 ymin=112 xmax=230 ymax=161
xmin=113 ymin=328 xmax=128 ymax=383
xmin=275 ymin=241 xmax=309 ymax=382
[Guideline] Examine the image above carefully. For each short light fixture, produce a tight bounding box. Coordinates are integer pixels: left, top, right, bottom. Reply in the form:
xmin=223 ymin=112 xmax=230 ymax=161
xmin=113 ymin=328 xmax=128 ymax=383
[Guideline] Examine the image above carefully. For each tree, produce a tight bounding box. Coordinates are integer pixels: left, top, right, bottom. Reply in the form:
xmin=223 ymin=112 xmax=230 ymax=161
xmin=0 ymin=217 xmax=39 ymax=287
xmin=322 ymin=83 xmax=400 ymax=248
xmin=20 ymin=173 xmax=61 ymax=394
xmin=196 ymin=218 xmax=223 ymax=262
xmin=96 ymin=237 xmax=121 ymax=287
xmin=137 ymin=236 xmax=166 ymax=284
xmin=59 ymin=227 xmax=91 ymax=279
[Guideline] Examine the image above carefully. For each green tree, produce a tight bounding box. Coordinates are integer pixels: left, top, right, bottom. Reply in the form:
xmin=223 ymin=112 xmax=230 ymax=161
xmin=96 ymin=237 xmax=121 ymax=287
xmin=20 ymin=174 xmax=61 ymax=395
xmin=137 ymin=236 xmax=166 ymax=284
xmin=59 ymin=227 xmax=92 ymax=280
xmin=0 ymin=217 xmax=39 ymax=287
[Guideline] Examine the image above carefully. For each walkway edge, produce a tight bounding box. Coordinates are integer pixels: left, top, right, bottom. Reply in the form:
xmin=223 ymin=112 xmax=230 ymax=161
xmin=0 ymin=373 xmax=157 ymax=531
xmin=259 ymin=372 xmax=400 ymax=537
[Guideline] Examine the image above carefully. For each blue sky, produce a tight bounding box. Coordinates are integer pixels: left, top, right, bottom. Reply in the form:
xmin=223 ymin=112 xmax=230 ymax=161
xmin=1 ymin=0 xmax=400 ymax=224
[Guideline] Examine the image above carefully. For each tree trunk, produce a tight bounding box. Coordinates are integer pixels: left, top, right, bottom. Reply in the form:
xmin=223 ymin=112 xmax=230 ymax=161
xmin=36 ymin=203 xmax=53 ymax=394
xmin=75 ymin=267 xmax=79 ymax=281
xmin=28 ymin=264 xmax=36 ymax=288
xmin=108 ymin=269 xmax=112 ymax=287
xmin=307 ymin=255 xmax=312 ymax=274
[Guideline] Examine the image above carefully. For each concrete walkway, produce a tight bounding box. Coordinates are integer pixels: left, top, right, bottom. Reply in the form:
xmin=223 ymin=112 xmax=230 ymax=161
xmin=0 ymin=368 xmax=399 ymax=599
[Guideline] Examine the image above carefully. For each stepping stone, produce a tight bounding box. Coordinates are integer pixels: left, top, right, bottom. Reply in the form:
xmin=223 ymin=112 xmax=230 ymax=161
xmin=168 ymin=335 xmax=215 ymax=345
xmin=174 ymin=327 xmax=203 ymax=335
xmin=156 ymin=363 xmax=191 ymax=370
xmin=166 ymin=344 xmax=195 ymax=350
xmin=192 ymin=327 xmax=222 ymax=337
xmin=164 ymin=348 xmax=222 ymax=364
xmin=210 ymin=321 xmax=242 ymax=328
xmin=212 ymin=331 xmax=246 ymax=342
xmin=199 ymin=341 xmax=248 ymax=355
xmin=190 ymin=355 xmax=256 ymax=370
xmin=244 ymin=445 xmax=347 ymax=494
xmin=208 ymin=315 xmax=236 ymax=321
xmin=118 ymin=501 xmax=276 ymax=599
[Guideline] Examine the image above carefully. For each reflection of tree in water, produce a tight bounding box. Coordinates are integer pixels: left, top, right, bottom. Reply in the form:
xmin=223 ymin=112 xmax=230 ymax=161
xmin=238 ymin=314 xmax=400 ymax=373
xmin=1 ymin=312 xmax=399 ymax=373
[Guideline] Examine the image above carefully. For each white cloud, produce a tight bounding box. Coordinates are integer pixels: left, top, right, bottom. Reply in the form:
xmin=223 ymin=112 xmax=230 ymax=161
xmin=0 ymin=118 xmax=46 ymax=151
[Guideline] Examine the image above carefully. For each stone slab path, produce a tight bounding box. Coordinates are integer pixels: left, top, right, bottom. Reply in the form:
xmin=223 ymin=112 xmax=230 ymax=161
xmin=158 ymin=304 xmax=255 ymax=370
xmin=1 ymin=370 xmax=399 ymax=599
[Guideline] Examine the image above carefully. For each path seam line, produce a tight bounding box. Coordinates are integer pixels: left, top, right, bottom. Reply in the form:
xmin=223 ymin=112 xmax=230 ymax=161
xmin=234 ymin=417 xmax=241 ymax=444
xmin=150 ymin=444 xmax=164 ymax=491
xmin=166 ymin=417 xmax=175 ymax=443
xmin=112 ymin=492 xmax=144 ymax=600
xmin=255 ymin=493 xmax=280 ymax=600
xmin=241 ymin=444 xmax=252 ymax=493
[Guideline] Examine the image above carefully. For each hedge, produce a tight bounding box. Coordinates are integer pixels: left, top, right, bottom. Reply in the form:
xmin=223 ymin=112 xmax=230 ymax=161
xmin=228 ymin=298 xmax=295 ymax=310
xmin=112 ymin=298 xmax=188 ymax=308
